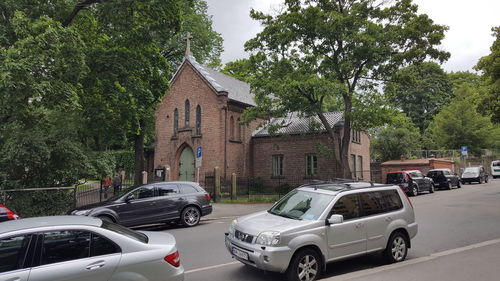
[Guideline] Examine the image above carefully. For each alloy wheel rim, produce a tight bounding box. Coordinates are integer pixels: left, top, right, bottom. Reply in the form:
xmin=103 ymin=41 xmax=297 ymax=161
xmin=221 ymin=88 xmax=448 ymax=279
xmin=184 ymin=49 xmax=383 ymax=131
xmin=391 ymin=236 xmax=406 ymax=261
xmin=184 ymin=208 xmax=200 ymax=225
xmin=297 ymin=254 xmax=318 ymax=281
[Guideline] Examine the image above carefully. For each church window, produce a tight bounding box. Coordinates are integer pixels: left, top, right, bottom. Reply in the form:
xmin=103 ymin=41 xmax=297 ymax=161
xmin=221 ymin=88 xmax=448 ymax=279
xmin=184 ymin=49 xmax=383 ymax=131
xmin=229 ymin=116 xmax=234 ymax=139
xmin=185 ymin=100 xmax=190 ymax=127
xmin=272 ymin=155 xmax=284 ymax=177
xmin=306 ymin=154 xmax=318 ymax=177
xmin=173 ymin=108 xmax=179 ymax=135
xmin=196 ymin=105 xmax=201 ymax=135
xmin=236 ymin=118 xmax=241 ymax=140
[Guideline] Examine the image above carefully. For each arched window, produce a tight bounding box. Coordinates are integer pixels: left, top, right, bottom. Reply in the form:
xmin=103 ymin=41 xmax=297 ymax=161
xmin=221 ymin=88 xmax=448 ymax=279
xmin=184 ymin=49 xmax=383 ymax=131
xmin=196 ymin=105 xmax=201 ymax=135
xmin=236 ymin=118 xmax=241 ymax=140
xmin=185 ymin=99 xmax=190 ymax=127
xmin=173 ymin=108 xmax=179 ymax=135
xmin=229 ymin=116 xmax=234 ymax=139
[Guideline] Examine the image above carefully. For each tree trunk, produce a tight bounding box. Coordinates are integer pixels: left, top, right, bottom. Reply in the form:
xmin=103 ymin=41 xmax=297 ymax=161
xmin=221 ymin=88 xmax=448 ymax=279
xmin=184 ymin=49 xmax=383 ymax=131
xmin=317 ymin=112 xmax=342 ymax=178
xmin=340 ymin=98 xmax=353 ymax=179
xmin=133 ymin=121 xmax=145 ymax=186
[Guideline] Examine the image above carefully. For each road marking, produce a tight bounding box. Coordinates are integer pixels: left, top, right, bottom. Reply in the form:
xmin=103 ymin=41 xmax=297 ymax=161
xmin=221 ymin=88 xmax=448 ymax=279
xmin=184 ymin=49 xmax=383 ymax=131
xmin=185 ymin=261 xmax=240 ymax=274
xmin=324 ymin=237 xmax=500 ymax=281
xmin=183 ymin=238 xmax=500 ymax=277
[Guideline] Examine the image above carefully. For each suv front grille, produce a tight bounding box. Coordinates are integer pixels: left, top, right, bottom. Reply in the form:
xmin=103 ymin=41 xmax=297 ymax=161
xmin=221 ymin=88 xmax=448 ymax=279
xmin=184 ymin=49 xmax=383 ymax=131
xmin=235 ymin=230 xmax=254 ymax=243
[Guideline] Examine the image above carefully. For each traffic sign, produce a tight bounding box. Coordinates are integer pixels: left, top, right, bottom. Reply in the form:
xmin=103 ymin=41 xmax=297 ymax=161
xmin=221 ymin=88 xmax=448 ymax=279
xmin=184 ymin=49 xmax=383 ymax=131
xmin=461 ymin=146 xmax=468 ymax=157
xmin=196 ymin=146 xmax=202 ymax=158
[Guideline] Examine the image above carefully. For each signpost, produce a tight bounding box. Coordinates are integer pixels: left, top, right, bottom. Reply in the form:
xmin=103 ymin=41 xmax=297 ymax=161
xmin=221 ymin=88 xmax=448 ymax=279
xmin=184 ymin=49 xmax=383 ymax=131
xmin=461 ymin=146 xmax=468 ymax=157
xmin=196 ymin=146 xmax=202 ymax=183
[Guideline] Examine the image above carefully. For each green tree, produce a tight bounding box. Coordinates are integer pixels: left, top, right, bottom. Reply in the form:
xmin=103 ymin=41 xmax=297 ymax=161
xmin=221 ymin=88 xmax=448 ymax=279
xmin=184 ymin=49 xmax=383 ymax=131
xmin=371 ymin=114 xmax=421 ymax=162
xmin=475 ymin=27 xmax=500 ymax=123
xmin=429 ymin=85 xmax=500 ymax=154
xmin=222 ymin=59 xmax=255 ymax=83
xmin=386 ymin=62 xmax=453 ymax=133
xmin=243 ymin=0 xmax=449 ymax=178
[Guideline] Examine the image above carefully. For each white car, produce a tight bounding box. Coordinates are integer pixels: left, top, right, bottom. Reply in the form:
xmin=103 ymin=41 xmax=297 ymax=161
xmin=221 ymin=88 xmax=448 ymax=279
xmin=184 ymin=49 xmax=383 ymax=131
xmin=0 ymin=216 xmax=184 ymax=281
xmin=491 ymin=160 xmax=500 ymax=179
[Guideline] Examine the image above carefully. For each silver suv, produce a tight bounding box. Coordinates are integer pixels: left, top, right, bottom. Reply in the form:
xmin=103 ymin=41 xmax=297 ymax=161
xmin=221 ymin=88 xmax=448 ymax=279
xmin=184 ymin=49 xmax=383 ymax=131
xmin=224 ymin=181 xmax=417 ymax=281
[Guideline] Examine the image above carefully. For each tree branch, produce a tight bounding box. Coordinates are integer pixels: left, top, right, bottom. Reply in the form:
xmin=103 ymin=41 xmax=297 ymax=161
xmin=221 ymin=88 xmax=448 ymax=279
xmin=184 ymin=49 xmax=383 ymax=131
xmin=63 ymin=0 xmax=103 ymax=27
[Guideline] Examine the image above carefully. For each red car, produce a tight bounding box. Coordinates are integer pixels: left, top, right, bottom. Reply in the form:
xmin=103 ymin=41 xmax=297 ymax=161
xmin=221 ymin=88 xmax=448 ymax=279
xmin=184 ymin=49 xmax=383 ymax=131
xmin=0 ymin=204 xmax=19 ymax=222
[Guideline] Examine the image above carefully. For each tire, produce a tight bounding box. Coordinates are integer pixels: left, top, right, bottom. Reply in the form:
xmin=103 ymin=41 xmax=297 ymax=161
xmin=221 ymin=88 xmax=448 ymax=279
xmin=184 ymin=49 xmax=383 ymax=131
xmin=181 ymin=206 xmax=201 ymax=227
xmin=447 ymin=182 xmax=453 ymax=190
xmin=457 ymin=181 xmax=461 ymax=188
xmin=384 ymin=231 xmax=409 ymax=263
xmin=410 ymin=185 xmax=418 ymax=197
xmin=286 ymin=248 xmax=321 ymax=281
xmin=485 ymin=177 xmax=489 ymax=183
xmin=98 ymin=215 xmax=113 ymax=223
xmin=429 ymin=184 xmax=435 ymax=193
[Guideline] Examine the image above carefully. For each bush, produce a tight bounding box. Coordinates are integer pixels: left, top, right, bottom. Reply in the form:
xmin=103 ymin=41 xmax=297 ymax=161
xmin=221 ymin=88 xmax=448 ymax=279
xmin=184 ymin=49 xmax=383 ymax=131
xmin=6 ymin=190 xmax=74 ymax=218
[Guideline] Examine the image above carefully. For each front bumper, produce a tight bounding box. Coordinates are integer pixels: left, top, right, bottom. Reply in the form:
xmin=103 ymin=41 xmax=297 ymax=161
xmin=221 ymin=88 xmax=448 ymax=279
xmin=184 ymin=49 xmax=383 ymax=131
xmin=224 ymin=234 xmax=292 ymax=273
xmin=461 ymin=177 xmax=479 ymax=183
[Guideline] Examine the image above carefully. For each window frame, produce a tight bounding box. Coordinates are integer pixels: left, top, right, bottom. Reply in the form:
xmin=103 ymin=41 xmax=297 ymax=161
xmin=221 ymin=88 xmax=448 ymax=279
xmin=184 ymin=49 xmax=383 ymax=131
xmin=272 ymin=154 xmax=284 ymax=178
xmin=173 ymin=108 xmax=179 ymax=136
xmin=184 ymin=99 xmax=190 ymax=127
xmin=329 ymin=194 xmax=361 ymax=221
xmin=195 ymin=105 xmax=202 ymax=135
xmin=305 ymin=154 xmax=318 ymax=177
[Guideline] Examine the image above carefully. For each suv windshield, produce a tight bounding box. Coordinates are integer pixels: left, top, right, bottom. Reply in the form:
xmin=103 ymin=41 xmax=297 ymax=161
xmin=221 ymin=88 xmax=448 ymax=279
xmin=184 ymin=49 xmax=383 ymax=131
xmin=464 ymin=167 xmax=479 ymax=173
xmin=101 ymin=220 xmax=148 ymax=243
xmin=387 ymin=173 xmax=406 ymax=184
xmin=492 ymin=161 xmax=500 ymax=167
xmin=268 ymin=190 xmax=333 ymax=220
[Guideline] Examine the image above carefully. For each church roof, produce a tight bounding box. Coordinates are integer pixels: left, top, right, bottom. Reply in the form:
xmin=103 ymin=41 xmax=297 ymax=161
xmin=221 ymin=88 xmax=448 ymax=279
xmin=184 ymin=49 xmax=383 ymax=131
xmin=252 ymin=111 xmax=344 ymax=137
xmin=180 ymin=55 xmax=256 ymax=106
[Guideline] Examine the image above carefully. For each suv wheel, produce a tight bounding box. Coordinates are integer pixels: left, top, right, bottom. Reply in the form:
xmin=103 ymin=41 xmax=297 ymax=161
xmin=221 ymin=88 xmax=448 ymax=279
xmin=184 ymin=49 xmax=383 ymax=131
xmin=429 ymin=184 xmax=435 ymax=193
xmin=410 ymin=185 xmax=418 ymax=197
xmin=447 ymin=182 xmax=453 ymax=190
xmin=181 ymin=206 xmax=201 ymax=227
xmin=384 ymin=231 xmax=408 ymax=263
xmin=457 ymin=181 xmax=461 ymax=188
xmin=485 ymin=177 xmax=489 ymax=183
xmin=286 ymin=248 xmax=320 ymax=281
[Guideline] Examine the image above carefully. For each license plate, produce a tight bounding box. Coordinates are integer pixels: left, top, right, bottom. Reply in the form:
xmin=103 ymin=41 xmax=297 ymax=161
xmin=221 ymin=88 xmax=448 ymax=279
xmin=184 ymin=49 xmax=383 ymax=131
xmin=232 ymin=247 xmax=249 ymax=260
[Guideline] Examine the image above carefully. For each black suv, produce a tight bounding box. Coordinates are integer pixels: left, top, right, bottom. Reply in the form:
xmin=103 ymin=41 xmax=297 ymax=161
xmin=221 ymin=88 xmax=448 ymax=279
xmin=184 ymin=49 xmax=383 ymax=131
xmin=70 ymin=181 xmax=212 ymax=227
xmin=427 ymin=169 xmax=461 ymax=190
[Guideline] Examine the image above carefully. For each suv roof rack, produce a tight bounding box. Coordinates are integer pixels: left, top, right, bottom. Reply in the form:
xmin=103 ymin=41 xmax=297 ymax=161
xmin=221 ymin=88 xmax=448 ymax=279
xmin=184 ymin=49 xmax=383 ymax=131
xmin=300 ymin=180 xmax=395 ymax=192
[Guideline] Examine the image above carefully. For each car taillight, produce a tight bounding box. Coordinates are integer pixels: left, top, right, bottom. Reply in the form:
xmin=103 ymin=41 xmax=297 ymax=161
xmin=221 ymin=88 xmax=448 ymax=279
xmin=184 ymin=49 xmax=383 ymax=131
xmin=164 ymin=251 xmax=180 ymax=267
xmin=204 ymin=193 xmax=211 ymax=201
xmin=1 ymin=205 xmax=18 ymax=219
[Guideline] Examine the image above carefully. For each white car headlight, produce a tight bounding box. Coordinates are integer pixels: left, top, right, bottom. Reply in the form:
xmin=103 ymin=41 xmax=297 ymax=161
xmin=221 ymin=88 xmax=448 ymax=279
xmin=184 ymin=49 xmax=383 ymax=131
xmin=256 ymin=231 xmax=280 ymax=246
xmin=229 ymin=219 xmax=237 ymax=235
xmin=73 ymin=210 xmax=91 ymax=216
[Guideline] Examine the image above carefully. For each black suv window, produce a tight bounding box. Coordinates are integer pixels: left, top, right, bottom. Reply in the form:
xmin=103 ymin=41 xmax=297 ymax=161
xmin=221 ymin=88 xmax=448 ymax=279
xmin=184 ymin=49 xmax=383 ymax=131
xmin=179 ymin=184 xmax=198 ymax=194
xmin=0 ymin=235 xmax=30 ymax=273
xmin=381 ymin=190 xmax=403 ymax=211
xmin=41 ymin=231 xmax=91 ymax=265
xmin=157 ymin=184 xmax=179 ymax=196
xmin=131 ymin=186 xmax=155 ymax=199
xmin=360 ymin=192 xmax=384 ymax=216
xmin=331 ymin=194 xmax=360 ymax=220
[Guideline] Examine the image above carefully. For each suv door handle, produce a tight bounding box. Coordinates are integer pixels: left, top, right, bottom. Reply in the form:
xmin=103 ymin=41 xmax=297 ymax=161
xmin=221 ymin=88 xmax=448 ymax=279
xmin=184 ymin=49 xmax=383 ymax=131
xmin=86 ymin=261 xmax=106 ymax=270
xmin=355 ymin=222 xmax=364 ymax=228
xmin=385 ymin=216 xmax=393 ymax=222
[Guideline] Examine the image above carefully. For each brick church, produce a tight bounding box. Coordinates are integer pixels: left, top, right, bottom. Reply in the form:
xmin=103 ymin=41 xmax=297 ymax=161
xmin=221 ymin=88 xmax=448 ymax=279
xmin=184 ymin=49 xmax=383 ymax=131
xmin=153 ymin=49 xmax=371 ymax=186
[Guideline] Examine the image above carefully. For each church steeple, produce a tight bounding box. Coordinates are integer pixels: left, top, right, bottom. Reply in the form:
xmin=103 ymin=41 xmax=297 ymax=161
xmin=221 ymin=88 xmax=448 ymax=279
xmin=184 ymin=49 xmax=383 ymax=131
xmin=185 ymin=32 xmax=193 ymax=56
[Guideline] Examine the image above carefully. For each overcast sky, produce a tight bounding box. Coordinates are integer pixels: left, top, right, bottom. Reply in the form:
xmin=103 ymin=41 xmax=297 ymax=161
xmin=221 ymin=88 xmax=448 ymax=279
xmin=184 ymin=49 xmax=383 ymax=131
xmin=205 ymin=0 xmax=499 ymax=72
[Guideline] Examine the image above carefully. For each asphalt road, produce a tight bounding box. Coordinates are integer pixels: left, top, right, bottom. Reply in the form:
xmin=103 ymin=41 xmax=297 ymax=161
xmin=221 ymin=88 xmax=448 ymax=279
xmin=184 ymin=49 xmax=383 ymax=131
xmin=149 ymin=179 xmax=500 ymax=281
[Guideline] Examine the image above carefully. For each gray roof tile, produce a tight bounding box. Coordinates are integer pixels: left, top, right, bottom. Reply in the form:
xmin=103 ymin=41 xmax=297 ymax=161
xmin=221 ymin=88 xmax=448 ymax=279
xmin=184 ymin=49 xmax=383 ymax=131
xmin=252 ymin=112 xmax=344 ymax=137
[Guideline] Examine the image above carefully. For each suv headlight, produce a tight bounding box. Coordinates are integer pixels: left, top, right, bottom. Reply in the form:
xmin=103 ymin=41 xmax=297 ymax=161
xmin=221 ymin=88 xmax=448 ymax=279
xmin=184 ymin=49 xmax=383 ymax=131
xmin=73 ymin=209 xmax=91 ymax=216
xmin=256 ymin=231 xmax=280 ymax=246
xmin=229 ymin=219 xmax=237 ymax=235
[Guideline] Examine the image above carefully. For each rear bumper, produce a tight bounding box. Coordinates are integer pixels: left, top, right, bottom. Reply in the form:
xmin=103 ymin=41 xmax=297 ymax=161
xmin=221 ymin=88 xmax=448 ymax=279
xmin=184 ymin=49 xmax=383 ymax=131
xmin=408 ymin=222 xmax=418 ymax=240
xmin=461 ymin=177 xmax=479 ymax=183
xmin=201 ymin=205 xmax=213 ymax=216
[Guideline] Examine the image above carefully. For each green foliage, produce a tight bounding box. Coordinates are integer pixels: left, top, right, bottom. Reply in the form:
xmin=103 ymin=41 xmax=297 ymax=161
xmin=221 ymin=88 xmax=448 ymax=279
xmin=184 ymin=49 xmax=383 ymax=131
xmin=6 ymin=190 xmax=73 ymax=218
xmin=429 ymin=85 xmax=500 ymax=154
xmin=475 ymin=27 xmax=500 ymax=123
xmin=371 ymin=114 xmax=421 ymax=162
xmin=222 ymin=59 xmax=255 ymax=83
xmin=386 ymin=62 xmax=453 ymax=133
xmin=243 ymin=0 xmax=449 ymax=177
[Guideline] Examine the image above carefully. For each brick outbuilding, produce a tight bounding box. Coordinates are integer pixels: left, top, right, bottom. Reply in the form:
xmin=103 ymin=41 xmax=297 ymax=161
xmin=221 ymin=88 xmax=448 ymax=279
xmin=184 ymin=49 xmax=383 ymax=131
xmin=380 ymin=158 xmax=456 ymax=183
xmin=154 ymin=54 xmax=371 ymax=184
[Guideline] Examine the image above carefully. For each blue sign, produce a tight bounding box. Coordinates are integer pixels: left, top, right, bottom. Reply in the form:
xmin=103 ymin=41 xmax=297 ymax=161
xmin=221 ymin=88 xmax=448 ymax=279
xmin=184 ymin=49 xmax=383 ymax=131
xmin=461 ymin=146 xmax=468 ymax=152
xmin=196 ymin=146 xmax=202 ymax=158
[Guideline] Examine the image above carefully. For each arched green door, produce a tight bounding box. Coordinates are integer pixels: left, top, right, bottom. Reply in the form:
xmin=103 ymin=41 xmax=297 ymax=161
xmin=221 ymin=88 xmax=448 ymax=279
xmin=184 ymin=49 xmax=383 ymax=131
xmin=179 ymin=146 xmax=195 ymax=181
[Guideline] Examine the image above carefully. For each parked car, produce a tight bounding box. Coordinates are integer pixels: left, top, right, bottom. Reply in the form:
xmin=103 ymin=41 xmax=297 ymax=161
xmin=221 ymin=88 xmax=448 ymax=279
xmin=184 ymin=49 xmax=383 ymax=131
xmin=70 ymin=181 xmax=212 ymax=227
xmin=225 ymin=181 xmax=417 ymax=281
xmin=491 ymin=160 xmax=500 ymax=179
xmin=0 ymin=204 xmax=19 ymax=223
xmin=461 ymin=166 xmax=489 ymax=184
xmin=0 ymin=216 xmax=184 ymax=281
xmin=386 ymin=170 xmax=434 ymax=196
xmin=426 ymin=169 xmax=461 ymax=190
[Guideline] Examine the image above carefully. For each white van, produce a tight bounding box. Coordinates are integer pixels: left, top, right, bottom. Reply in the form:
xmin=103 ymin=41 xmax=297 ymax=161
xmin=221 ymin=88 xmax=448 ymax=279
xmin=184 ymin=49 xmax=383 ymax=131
xmin=491 ymin=160 xmax=500 ymax=179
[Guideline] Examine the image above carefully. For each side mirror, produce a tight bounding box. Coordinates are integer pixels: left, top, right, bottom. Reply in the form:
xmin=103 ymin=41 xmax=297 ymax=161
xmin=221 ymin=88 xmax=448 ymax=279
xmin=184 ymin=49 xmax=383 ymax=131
xmin=327 ymin=214 xmax=344 ymax=225
xmin=125 ymin=194 xmax=135 ymax=202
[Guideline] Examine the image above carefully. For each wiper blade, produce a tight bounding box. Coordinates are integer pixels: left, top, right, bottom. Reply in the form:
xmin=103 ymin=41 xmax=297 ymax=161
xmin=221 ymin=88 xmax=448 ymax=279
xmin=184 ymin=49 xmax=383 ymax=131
xmin=269 ymin=210 xmax=300 ymax=220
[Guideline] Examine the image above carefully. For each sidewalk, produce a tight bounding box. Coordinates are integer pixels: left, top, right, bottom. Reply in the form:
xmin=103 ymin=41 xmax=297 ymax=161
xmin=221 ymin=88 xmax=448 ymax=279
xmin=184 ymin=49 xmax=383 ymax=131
xmin=325 ymin=238 xmax=500 ymax=281
xmin=203 ymin=203 xmax=273 ymax=220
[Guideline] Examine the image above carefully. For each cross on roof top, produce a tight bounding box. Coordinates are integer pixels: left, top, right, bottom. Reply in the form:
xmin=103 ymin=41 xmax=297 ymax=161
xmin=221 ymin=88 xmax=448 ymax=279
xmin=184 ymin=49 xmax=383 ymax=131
xmin=185 ymin=32 xmax=193 ymax=56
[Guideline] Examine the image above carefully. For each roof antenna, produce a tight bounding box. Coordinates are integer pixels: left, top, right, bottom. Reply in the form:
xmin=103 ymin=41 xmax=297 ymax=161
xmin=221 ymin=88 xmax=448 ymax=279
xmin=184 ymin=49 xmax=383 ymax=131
xmin=185 ymin=32 xmax=193 ymax=56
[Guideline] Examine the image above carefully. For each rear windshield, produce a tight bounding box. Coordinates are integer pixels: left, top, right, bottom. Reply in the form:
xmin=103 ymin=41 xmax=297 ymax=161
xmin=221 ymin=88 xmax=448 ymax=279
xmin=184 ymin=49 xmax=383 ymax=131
xmin=387 ymin=173 xmax=406 ymax=184
xmin=492 ymin=161 xmax=500 ymax=167
xmin=100 ymin=220 xmax=148 ymax=243
xmin=427 ymin=171 xmax=441 ymax=177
